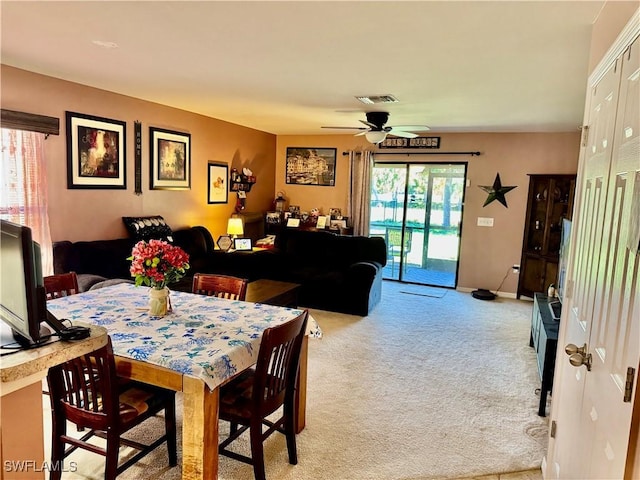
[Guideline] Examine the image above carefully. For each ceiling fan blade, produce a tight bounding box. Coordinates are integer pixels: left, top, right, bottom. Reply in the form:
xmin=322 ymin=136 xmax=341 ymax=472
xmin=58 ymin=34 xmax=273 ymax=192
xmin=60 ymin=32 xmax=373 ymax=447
xmin=389 ymin=125 xmax=430 ymax=132
xmin=354 ymin=131 xmax=367 ymax=137
xmin=359 ymin=119 xmax=378 ymax=129
xmin=388 ymin=130 xmax=418 ymax=139
xmin=321 ymin=126 xmax=367 ymax=130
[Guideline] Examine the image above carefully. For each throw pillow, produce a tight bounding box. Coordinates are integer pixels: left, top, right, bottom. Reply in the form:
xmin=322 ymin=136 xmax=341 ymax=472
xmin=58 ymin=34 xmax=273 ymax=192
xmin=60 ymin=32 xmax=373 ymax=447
xmin=122 ymin=216 xmax=174 ymax=242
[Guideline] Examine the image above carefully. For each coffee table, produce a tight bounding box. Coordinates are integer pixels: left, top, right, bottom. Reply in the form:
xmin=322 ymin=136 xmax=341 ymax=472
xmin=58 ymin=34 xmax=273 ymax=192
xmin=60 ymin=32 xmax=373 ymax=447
xmin=246 ymin=279 xmax=300 ymax=307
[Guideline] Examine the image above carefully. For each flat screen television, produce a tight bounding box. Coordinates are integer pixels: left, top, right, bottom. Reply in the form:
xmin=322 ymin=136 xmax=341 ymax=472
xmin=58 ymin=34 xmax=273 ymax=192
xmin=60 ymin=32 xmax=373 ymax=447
xmin=557 ymin=218 xmax=572 ymax=304
xmin=0 ymin=220 xmax=79 ymax=346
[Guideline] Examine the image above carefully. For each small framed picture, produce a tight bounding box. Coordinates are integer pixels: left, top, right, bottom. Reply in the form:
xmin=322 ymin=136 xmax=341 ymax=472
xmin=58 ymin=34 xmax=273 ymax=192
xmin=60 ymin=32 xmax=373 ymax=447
xmin=234 ymin=238 xmax=253 ymax=251
xmin=266 ymin=212 xmax=281 ymax=224
xmin=207 ymin=162 xmax=228 ymax=204
xmin=216 ymin=235 xmax=233 ymax=252
xmin=316 ymin=216 xmax=327 ymax=229
xmin=65 ymin=111 xmax=127 ymax=189
xmin=288 ymin=205 xmax=301 ymax=216
xmin=330 ymin=219 xmax=347 ymax=230
xmin=286 ymin=218 xmax=300 ymax=228
xmin=150 ymin=127 xmax=191 ymax=190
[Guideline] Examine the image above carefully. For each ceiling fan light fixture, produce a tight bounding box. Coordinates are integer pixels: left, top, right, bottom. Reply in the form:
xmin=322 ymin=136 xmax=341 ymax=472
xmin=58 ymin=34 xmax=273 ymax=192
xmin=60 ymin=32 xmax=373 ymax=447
xmin=365 ymin=131 xmax=387 ymax=144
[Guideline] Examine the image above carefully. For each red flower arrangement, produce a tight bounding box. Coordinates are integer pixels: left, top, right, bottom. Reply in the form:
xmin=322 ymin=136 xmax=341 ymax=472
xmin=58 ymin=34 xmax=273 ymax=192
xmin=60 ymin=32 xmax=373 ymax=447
xmin=128 ymin=239 xmax=190 ymax=289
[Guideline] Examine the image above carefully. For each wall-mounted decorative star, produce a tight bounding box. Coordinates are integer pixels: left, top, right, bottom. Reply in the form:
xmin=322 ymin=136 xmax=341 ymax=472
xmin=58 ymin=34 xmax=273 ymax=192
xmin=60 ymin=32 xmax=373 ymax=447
xmin=479 ymin=173 xmax=517 ymax=208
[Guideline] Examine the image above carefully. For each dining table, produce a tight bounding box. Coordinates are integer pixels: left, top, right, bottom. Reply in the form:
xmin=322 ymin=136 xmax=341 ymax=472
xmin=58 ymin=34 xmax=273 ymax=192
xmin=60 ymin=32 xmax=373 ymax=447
xmin=46 ymin=282 xmax=322 ymax=480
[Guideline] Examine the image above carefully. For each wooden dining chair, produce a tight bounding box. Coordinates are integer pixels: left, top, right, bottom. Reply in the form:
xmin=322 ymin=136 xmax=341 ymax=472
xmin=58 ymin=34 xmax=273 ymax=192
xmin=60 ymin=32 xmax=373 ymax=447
xmin=43 ymin=272 xmax=80 ymax=300
xmin=192 ymin=273 xmax=248 ymax=300
xmin=46 ymin=337 xmax=177 ymax=480
xmin=217 ymin=309 xmax=309 ymax=480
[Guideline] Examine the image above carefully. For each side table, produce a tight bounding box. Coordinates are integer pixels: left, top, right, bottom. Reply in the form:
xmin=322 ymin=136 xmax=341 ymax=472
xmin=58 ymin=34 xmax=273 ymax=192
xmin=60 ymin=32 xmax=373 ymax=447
xmin=246 ymin=279 xmax=300 ymax=307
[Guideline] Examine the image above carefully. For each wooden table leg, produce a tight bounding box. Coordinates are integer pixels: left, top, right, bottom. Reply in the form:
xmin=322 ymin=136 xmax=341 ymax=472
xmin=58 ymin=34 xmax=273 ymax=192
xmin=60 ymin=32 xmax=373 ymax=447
xmin=182 ymin=377 xmax=219 ymax=479
xmin=295 ymin=335 xmax=309 ymax=434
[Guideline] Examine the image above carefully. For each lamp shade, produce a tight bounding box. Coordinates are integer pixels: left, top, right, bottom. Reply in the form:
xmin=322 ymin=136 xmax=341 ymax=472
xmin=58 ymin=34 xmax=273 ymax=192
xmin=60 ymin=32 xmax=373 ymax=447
xmin=227 ymin=217 xmax=244 ymax=236
xmin=365 ymin=131 xmax=387 ymax=144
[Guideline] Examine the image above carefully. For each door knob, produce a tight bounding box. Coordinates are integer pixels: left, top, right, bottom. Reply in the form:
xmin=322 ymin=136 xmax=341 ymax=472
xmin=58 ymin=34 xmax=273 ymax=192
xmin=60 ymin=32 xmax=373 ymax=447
xmin=568 ymin=352 xmax=592 ymax=371
xmin=565 ymin=343 xmax=587 ymax=356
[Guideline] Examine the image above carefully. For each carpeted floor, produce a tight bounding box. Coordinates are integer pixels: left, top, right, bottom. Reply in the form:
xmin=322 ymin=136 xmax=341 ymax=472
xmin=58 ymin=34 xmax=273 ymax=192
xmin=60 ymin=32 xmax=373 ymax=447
xmin=45 ymin=281 xmax=548 ymax=479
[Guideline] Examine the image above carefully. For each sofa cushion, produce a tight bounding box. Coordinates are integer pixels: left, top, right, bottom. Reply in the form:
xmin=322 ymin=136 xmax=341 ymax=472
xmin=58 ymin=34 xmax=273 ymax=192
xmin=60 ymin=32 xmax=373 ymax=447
xmin=122 ymin=216 xmax=173 ymax=241
xmin=73 ymin=238 xmax=135 ymax=279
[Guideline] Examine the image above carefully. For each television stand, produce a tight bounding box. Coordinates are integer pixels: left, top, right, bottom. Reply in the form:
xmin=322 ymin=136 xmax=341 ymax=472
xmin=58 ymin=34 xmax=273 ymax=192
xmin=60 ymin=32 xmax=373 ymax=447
xmin=530 ymin=293 xmax=560 ymax=416
xmin=11 ymin=324 xmax=53 ymax=348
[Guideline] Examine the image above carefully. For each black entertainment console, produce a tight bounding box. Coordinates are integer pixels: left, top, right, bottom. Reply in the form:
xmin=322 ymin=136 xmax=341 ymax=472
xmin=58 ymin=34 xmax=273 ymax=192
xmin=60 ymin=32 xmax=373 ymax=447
xmin=530 ymin=293 xmax=560 ymax=416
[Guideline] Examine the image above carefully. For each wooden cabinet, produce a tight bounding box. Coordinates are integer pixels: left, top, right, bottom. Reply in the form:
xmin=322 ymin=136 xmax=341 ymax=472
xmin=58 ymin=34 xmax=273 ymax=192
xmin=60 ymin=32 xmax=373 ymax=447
xmin=517 ymin=174 xmax=576 ymax=299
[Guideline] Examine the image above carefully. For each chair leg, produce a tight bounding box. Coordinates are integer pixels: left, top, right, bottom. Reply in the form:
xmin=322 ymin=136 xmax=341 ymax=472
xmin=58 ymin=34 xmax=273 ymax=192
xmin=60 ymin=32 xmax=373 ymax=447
xmin=165 ymin=395 xmax=178 ymax=466
xmin=284 ymin=408 xmax=298 ymax=465
xmin=104 ymin=431 xmax=120 ymax=480
xmin=49 ymin=418 xmax=65 ymax=480
xmin=250 ymin=422 xmax=266 ymax=480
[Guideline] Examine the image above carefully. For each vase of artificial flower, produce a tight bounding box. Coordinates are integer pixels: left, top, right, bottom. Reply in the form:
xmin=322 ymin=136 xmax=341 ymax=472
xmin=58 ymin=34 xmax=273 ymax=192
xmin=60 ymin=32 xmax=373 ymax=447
xmin=148 ymin=286 xmax=170 ymax=316
xmin=128 ymin=239 xmax=190 ymax=317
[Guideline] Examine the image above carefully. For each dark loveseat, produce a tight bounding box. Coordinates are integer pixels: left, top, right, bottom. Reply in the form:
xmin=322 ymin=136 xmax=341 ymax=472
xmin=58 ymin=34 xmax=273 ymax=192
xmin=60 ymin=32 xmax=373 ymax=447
xmin=53 ymin=226 xmax=386 ymax=316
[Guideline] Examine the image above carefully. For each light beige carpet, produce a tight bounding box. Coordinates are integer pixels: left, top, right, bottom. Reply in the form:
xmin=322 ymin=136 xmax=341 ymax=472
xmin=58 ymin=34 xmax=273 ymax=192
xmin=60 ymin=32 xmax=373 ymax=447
xmin=45 ymin=281 xmax=548 ymax=479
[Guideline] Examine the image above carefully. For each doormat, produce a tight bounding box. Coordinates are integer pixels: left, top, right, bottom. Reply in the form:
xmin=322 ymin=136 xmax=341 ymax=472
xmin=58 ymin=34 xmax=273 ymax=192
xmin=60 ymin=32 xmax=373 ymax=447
xmin=400 ymin=288 xmax=448 ymax=299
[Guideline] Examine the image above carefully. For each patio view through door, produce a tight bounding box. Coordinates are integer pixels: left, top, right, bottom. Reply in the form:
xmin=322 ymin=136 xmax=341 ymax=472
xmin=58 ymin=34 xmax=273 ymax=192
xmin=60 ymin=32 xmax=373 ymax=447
xmin=369 ymin=163 xmax=466 ymax=287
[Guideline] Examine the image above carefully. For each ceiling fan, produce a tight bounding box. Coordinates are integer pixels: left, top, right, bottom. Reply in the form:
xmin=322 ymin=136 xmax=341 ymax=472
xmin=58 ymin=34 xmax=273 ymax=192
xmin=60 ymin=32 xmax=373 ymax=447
xmin=322 ymin=112 xmax=430 ymax=144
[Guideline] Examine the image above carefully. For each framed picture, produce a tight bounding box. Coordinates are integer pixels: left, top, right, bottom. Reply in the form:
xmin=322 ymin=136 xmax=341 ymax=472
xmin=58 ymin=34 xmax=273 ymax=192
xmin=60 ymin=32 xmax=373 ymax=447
xmin=330 ymin=218 xmax=347 ymax=230
xmin=288 ymin=205 xmax=300 ymax=216
xmin=149 ymin=127 xmax=191 ymax=190
xmin=216 ymin=235 xmax=233 ymax=252
xmin=286 ymin=218 xmax=300 ymax=228
xmin=316 ymin=216 xmax=327 ymax=229
xmin=65 ymin=111 xmax=126 ymax=189
xmin=207 ymin=162 xmax=228 ymax=204
xmin=234 ymin=238 xmax=253 ymax=251
xmin=266 ymin=212 xmax=282 ymax=224
xmin=285 ymin=147 xmax=336 ymax=186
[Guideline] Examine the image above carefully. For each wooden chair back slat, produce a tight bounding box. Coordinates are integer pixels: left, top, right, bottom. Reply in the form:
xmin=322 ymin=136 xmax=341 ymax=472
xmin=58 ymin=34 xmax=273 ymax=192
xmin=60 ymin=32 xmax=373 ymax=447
xmin=192 ymin=273 xmax=248 ymax=301
xmin=44 ymin=272 xmax=80 ymax=300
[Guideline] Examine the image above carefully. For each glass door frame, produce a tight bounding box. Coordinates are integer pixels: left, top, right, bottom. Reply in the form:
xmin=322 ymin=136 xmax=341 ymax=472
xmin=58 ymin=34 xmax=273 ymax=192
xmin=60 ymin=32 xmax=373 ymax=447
xmin=370 ymin=161 xmax=468 ymax=288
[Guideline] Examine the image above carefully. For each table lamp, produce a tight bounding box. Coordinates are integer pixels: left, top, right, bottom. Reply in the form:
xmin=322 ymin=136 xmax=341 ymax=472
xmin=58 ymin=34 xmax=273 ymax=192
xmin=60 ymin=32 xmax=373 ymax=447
xmin=227 ymin=217 xmax=244 ymax=240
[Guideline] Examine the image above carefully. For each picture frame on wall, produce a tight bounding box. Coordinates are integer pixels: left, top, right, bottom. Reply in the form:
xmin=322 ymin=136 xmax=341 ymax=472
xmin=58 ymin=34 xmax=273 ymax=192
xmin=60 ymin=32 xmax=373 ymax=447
xmin=65 ymin=111 xmax=127 ymax=189
xmin=149 ymin=127 xmax=191 ymax=190
xmin=285 ymin=147 xmax=336 ymax=186
xmin=207 ymin=162 xmax=228 ymax=204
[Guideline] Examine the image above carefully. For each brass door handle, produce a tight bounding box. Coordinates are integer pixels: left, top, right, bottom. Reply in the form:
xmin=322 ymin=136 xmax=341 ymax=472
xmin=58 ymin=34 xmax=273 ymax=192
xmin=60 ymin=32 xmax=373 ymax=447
xmin=565 ymin=343 xmax=592 ymax=371
xmin=565 ymin=343 xmax=587 ymax=356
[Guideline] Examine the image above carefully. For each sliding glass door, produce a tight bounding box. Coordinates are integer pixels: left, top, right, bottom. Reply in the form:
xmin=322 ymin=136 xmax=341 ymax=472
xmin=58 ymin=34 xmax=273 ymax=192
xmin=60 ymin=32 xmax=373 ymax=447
xmin=369 ymin=163 xmax=466 ymax=287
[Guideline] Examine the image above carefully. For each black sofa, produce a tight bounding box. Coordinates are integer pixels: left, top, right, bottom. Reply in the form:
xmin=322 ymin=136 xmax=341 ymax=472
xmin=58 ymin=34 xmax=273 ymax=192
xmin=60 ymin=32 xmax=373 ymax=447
xmin=53 ymin=226 xmax=386 ymax=316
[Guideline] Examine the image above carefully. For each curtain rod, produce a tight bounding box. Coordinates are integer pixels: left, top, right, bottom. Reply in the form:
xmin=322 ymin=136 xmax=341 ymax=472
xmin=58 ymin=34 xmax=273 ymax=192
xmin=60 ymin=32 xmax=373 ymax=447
xmin=343 ymin=151 xmax=480 ymax=156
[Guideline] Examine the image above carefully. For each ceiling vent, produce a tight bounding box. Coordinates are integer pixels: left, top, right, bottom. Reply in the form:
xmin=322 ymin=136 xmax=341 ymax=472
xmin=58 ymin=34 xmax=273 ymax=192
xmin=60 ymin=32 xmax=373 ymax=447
xmin=355 ymin=94 xmax=399 ymax=105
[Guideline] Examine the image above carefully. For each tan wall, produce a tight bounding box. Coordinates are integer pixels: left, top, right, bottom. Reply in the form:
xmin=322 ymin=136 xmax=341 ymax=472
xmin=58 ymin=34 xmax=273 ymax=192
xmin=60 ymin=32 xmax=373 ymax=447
xmin=1 ymin=65 xmax=277 ymax=242
xmin=1 ymin=64 xmax=581 ymax=295
xmin=588 ymin=1 xmax=639 ymax=73
xmin=277 ymin=132 xmax=580 ymax=294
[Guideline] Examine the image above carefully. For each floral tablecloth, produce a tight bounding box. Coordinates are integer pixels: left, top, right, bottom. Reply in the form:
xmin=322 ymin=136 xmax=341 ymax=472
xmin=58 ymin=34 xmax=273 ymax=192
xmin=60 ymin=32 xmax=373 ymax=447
xmin=47 ymin=283 xmax=322 ymax=390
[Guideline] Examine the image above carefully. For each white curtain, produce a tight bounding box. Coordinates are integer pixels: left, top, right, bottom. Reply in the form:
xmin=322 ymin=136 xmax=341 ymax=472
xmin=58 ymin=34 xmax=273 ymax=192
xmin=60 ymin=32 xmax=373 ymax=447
xmin=348 ymin=150 xmax=373 ymax=236
xmin=1 ymin=129 xmax=53 ymax=275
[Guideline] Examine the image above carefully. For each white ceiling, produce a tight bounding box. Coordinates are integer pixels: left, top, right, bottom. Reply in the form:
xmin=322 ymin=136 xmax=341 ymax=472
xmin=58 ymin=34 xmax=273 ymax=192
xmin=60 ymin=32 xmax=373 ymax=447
xmin=1 ymin=1 xmax=606 ymax=135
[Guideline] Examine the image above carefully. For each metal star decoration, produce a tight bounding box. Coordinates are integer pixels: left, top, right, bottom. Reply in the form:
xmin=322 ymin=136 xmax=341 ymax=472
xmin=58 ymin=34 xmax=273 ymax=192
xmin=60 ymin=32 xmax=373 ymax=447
xmin=479 ymin=173 xmax=517 ymax=208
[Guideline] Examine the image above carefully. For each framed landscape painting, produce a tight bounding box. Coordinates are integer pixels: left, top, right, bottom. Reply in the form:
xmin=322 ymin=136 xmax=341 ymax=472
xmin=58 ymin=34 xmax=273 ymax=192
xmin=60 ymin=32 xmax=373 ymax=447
xmin=149 ymin=127 xmax=191 ymax=190
xmin=285 ymin=147 xmax=336 ymax=186
xmin=66 ymin=111 xmax=126 ymax=189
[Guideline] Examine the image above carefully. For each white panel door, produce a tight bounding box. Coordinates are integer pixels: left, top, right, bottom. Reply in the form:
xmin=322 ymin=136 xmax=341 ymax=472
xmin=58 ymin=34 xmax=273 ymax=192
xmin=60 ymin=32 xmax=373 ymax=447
xmin=545 ymin=34 xmax=640 ymax=479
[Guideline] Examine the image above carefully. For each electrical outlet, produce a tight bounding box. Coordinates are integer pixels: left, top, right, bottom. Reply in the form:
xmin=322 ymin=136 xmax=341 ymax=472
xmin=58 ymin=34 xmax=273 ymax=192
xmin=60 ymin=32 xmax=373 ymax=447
xmin=512 ymin=264 xmax=520 ymax=273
